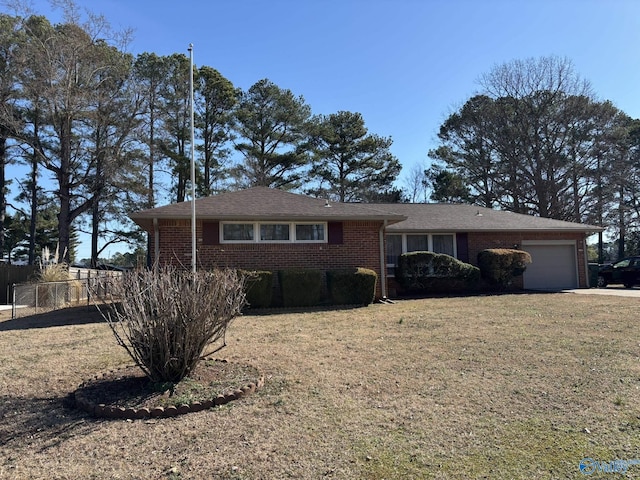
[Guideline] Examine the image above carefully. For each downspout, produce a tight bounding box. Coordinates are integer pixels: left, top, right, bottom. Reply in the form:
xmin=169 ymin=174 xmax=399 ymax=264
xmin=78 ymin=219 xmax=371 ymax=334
xmin=582 ymin=236 xmax=590 ymax=288
xmin=153 ymin=218 xmax=159 ymax=266
xmin=379 ymin=220 xmax=388 ymax=299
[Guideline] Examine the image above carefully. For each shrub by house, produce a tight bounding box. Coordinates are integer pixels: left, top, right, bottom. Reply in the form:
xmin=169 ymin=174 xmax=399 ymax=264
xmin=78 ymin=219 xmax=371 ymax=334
xmin=477 ymin=248 xmax=532 ymax=289
xmin=327 ymin=267 xmax=377 ymax=306
xmin=396 ymin=251 xmax=480 ymax=293
xmin=242 ymin=270 xmax=273 ymax=308
xmin=278 ymin=269 xmax=323 ymax=307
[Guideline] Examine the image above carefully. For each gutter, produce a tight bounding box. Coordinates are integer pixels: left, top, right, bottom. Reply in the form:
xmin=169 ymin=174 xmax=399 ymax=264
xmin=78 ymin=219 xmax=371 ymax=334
xmin=379 ymin=220 xmax=388 ymax=299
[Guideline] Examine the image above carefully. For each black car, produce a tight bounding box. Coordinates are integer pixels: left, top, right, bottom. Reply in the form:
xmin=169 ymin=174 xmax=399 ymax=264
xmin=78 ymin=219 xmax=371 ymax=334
xmin=597 ymin=256 xmax=640 ymax=288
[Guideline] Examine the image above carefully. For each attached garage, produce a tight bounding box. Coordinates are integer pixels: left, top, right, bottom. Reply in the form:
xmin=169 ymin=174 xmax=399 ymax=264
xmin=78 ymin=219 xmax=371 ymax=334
xmin=521 ymin=241 xmax=578 ymax=290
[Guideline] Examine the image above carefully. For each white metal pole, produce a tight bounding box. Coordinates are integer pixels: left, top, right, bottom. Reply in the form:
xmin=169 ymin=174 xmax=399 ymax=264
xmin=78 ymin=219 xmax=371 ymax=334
xmin=189 ymin=43 xmax=196 ymax=273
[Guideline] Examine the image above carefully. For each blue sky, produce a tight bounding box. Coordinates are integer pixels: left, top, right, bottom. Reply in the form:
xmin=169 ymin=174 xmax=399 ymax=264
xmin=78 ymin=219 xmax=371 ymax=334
xmin=8 ymin=0 xmax=640 ymax=259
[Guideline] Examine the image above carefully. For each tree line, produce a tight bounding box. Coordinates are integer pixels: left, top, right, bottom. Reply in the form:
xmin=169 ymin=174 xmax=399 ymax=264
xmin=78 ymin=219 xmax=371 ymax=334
xmin=2 ymin=6 xmax=637 ymax=266
xmin=421 ymin=56 xmax=640 ymax=261
xmin=0 ymin=7 xmax=401 ymax=266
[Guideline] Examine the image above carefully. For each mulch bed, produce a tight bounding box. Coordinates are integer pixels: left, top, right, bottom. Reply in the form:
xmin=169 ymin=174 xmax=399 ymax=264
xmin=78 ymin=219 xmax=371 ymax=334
xmin=73 ymin=359 xmax=264 ymax=419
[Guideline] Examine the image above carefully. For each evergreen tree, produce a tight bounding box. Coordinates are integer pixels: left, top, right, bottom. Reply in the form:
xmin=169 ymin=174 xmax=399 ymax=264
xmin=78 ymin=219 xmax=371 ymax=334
xmin=231 ymin=79 xmax=312 ymax=189
xmin=308 ymin=111 xmax=401 ymax=202
xmin=157 ymin=53 xmax=191 ymax=203
xmin=194 ymin=65 xmax=238 ymax=196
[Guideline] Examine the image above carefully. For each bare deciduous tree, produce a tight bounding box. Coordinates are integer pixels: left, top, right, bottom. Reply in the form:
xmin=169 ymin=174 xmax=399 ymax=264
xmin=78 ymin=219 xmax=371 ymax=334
xmin=403 ymin=162 xmax=429 ymax=203
xmin=431 ymin=55 xmax=624 ymax=223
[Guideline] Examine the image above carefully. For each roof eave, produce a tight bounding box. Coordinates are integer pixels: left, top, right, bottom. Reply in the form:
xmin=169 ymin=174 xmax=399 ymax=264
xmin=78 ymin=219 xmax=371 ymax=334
xmin=386 ymin=227 xmax=604 ymax=233
xmin=130 ymin=214 xmax=406 ymax=232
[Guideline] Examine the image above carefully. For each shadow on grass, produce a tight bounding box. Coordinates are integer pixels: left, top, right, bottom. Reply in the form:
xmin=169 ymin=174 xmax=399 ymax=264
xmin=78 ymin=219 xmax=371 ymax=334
xmin=242 ymin=303 xmax=368 ymax=316
xmin=0 ymin=393 xmax=100 ymax=450
xmin=0 ymin=305 xmax=107 ymax=331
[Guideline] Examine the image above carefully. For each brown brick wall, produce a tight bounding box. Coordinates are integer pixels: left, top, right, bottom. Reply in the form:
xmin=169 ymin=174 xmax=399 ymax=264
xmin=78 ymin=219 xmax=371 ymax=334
xmin=150 ymin=220 xmax=385 ymax=297
xmin=150 ymin=221 xmax=589 ymax=297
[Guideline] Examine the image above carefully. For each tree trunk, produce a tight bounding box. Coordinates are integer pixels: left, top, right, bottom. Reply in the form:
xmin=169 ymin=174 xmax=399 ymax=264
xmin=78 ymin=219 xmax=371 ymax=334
xmin=0 ymin=136 xmax=6 ymax=261
xmin=618 ymin=184 xmax=626 ymax=260
xmin=57 ymin=115 xmax=73 ymax=264
xmin=90 ymin=128 xmax=104 ymax=268
xmin=28 ymin=151 xmax=38 ymax=265
xmin=91 ymin=197 xmax=100 ymax=268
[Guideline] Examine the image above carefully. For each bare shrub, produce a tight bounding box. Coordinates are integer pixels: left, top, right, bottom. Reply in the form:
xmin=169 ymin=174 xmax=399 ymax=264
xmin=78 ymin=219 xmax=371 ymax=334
xmin=102 ymin=266 xmax=246 ymax=383
xmin=35 ymin=246 xmax=71 ymax=307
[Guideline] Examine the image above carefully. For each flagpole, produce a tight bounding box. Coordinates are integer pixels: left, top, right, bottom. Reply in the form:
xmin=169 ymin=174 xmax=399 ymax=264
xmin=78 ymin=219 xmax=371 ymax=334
xmin=188 ymin=43 xmax=196 ymax=273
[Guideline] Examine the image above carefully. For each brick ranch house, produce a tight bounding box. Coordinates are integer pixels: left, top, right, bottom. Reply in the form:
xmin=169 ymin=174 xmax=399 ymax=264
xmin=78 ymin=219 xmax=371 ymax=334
xmin=376 ymin=203 xmax=602 ymax=295
xmin=130 ymin=187 xmax=602 ymax=299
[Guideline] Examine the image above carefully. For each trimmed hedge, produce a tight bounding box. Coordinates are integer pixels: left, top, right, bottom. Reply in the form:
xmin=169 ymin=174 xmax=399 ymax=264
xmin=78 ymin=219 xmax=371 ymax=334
xmin=477 ymin=248 xmax=532 ymax=289
xmin=396 ymin=251 xmax=480 ymax=293
xmin=241 ymin=270 xmax=273 ymax=308
xmin=327 ymin=267 xmax=377 ymax=306
xmin=278 ymin=269 xmax=323 ymax=307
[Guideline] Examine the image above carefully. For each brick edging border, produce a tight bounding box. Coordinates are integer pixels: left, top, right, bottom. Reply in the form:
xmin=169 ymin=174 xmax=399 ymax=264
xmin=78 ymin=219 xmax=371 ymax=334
xmin=73 ymin=362 xmax=265 ymax=420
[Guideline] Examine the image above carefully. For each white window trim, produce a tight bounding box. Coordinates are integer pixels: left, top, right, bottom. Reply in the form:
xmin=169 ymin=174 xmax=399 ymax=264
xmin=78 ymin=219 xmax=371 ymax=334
xmin=259 ymin=222 xmax=292 ymax=243
xmin=294 ymin=222 xmax=328 ymax=243
xmin=220 ymin=221 xmax=328 ymax=244
xmin=220 ymin=222 xmax=255 ymax=243
xmin=386 ymin=234 xmax=403 ymax=270
xmin=385 ymin=233 xmax=457 ymax=274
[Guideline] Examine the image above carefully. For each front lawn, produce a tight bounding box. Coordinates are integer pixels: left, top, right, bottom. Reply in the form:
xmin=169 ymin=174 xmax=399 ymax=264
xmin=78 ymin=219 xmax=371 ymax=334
xmin=1 ymin=293 xmax=639 ymax=479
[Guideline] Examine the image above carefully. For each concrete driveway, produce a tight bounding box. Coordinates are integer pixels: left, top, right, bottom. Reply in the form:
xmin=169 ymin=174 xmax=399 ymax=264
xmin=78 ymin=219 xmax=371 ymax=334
xmin=561 ymin=287 xmax=640 ymax=298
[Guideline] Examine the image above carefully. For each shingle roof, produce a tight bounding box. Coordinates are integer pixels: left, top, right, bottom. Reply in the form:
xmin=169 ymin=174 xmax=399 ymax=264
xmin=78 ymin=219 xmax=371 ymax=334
xmin=373 ymin=203 xmax=602 ymax=233
xmin=130 ymin=187 xmax=602 ymax=233
xmin=130 ymin=187 xmax=406 ymax=231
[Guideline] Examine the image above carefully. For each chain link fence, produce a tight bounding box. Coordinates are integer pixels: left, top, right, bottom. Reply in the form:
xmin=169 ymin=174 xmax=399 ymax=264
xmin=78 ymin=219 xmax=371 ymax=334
xmin=10 ymin=269 xmax=123 ymax=318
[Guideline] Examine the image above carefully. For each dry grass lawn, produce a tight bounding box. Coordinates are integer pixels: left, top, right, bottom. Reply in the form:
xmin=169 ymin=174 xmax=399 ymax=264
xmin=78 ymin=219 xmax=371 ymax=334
xmin=1 ymin=293 xmax=640 ymax=479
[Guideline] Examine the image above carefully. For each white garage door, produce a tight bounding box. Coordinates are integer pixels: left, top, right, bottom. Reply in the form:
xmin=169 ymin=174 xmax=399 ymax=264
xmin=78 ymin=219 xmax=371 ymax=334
xmin=522 ymin=243 xmax=578 ymax=290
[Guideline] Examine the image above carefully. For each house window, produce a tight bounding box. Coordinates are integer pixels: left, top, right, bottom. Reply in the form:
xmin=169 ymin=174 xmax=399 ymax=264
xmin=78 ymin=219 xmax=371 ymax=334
xmin=433 ymin=234 xmax=454 ymax=256
xmin=219 ymin=221 xmax=327 ymax=243
xmin=386 ymin=233 xmax=456 ymax=276
xmin=260 ymin=223 xmax=290 ymax=241
xmin=386 ymin=234 xmax=403 ymax=276
xmin=407 ymin=234 xmax=428 ymax=252
xmin=296 ymin=223 xmax=325 ymax=242
xmin=222 ymin=223 xmax=254 ymax=241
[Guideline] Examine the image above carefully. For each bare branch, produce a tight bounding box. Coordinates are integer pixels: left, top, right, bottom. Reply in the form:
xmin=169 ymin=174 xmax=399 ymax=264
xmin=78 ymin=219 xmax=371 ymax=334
xmin=97 ymin=266 xmax=247 ymax=383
